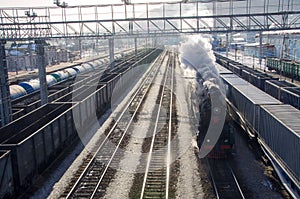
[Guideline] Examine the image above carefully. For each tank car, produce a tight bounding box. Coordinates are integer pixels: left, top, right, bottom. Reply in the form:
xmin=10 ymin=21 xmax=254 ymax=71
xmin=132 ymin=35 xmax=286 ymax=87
xmin=82 ymin=63 xmax=94 ymax=72
xmin=46 ymin=75 xmax=58 ymax=86
xmin=9 ymin=85 xmax=27 ymax=99
xmin=19 ymin=80 xmax=40 ymax=94
xmin=64 ymin=68 xmax=77 ymax=77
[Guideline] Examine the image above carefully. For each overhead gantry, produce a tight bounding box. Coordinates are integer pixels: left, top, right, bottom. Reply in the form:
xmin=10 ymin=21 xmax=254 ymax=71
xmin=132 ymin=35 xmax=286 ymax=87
xmin=0 ymin=0 xmax=300 ymax=126
xmin=0 ymin=1 xmax=300 ymax=40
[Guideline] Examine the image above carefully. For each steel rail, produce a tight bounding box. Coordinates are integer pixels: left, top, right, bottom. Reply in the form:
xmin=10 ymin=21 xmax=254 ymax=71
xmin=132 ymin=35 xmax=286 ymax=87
xmin=139 ymin=51 xmax=174 ymax=199
xmin=166 ymin=52 xmax=175 ymax=199
xmin=89 ymin=51 xmax=168 ymax=199
xmin=208 ymin=159 xmax=245 ymax=199
xmin=229 ymin=163 xmax=245 ymax=199
xmin=65 ymin=50 xmax=167 ymax=198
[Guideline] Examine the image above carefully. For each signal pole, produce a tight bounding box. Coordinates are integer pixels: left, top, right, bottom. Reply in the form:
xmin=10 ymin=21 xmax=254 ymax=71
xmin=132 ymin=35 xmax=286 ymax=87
xmin=109 ymin=38 xmax=115 ymax=67
xmin=35 ymin=39 xmax=48 ymax=105
xmin=0 ymin=40 xmax=12 ymax=126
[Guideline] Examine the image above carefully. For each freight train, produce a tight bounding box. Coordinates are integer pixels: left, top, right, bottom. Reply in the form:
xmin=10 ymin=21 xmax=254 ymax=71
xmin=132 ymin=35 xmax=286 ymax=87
xmin=215 ymin=53 xmax=300 ymax=110
xmin=0 ymin=48 xmax=163 ymax=198
xmin=215 ymin=57 xmax=300 ymax=198
xmin=266 ymin=57 xmax=300 ymax=81
xmin=9 ymin=51 xmax=129 ymax=100
xmin=0 ymin=49 xmax=154 ymax=127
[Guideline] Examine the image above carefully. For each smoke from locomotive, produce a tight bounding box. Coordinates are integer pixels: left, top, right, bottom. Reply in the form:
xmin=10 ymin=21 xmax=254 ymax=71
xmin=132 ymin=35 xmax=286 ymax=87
xmin=178 ymin=35 xmax=235 ymax=158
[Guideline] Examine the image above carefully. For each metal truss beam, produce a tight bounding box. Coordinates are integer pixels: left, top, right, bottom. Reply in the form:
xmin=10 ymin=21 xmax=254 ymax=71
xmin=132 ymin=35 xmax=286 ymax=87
xmin=0 ymin=1 xmax=300 ymax=41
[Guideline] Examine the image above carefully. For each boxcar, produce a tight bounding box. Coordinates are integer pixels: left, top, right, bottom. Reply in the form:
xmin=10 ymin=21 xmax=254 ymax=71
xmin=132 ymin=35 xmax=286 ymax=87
xmin=265 ymin=80 xmax=297 ymax=100
xmin=215 ymin=63 xmax=233 ymax=75
xmin=259 ymin=104 xmax=300 ymax=198
xmin=221 ymin=74 xmax=282 ymax=134
xmin=280 ymin=87 xmax=300 ymax=109
xmin=0 ymin=103 xmax=77 ymax=195
xmin=0 ymin=150 xmax=14 ymax=198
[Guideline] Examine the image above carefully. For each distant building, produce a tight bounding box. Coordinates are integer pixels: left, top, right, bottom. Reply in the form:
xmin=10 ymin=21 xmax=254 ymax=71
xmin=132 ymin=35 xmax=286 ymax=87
xmin=7 ymin=53 xmax=38 ymax=72
xmin=6 ymin=43 xmax=37 ymax=71
xmin=244 ymin=42 xmax=276 ymax=58
xmin=56 ymin=48 xmax=69 ymax=62
xmin=212 ymin=33 xmax=247 ymax=52
xmin=259 ymin=30 xmax=300 ymax=61
xmin=45 ymin=45 xmax=58 ymax=65
xmin=231 ymin=36 xmax=247 ymax=50
xmin=6 ymin=42 xmax=70 ymax=72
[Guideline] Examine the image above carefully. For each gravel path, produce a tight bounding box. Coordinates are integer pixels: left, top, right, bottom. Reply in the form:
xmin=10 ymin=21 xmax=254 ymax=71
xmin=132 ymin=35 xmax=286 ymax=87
xmin=174 ymin=61 xmax=209 ymax=199
xmin=103 ymin=57 xmax=168 ymax=198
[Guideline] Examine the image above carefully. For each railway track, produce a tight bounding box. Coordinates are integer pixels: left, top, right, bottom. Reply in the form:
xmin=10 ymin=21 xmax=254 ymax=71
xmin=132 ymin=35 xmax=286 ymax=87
xmin=208 ymin=159 xmax=245 ymax=199
xmin=61 ymin=50 xmax=168 ymax=198
xmin=139 ymin=52 xmax=176 ymax=199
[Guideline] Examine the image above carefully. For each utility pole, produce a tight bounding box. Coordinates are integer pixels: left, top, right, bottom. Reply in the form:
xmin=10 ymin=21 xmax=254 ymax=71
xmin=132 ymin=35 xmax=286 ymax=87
xmin=279 ymin=34 xmax=287 ymax=80
xmin=252 ymin=54 xmax=255 ymax=70
xmin=234 ymin=44 xmax=237 ymax=61
xmin=226 ymin=33 xmax=229 ymax=57
xmin=35 ymin=39 xmax=48 ymax=105
xmin=134 ymin=37 xmax=138 ymax=57
xmin=0 ymin=40 xmax=12 ymax=126
xmin=79 ymin=39 xmax=82 ymax=59
xmin=109 ymin=38 xmax=115 ymax=67
xmin=259 ymin=31 xmax=263 ymax=69
xmin=292 ymin=48 xmax=296 ymax=83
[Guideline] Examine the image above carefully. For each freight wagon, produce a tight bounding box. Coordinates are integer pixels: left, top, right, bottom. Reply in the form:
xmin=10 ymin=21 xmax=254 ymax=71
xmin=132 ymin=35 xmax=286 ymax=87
xmin=0 ymin=48 xmax=158 ymax=128
xmin=258 ymin=105 xmax=300 ymax=199
xmin=0 ymin=48 xmax=163 ymax=197
xmin=267 ymin=58 xmax=300 ymax=81
xmin=280 ymin=87 xmax=300 ymax=109
xmin=265 ymin=80 xmax=297 ymax=100
xmin=0 ymin=150 xmax=14 ymax=198
xmin=215 ymin=53 xmax=277 ymax=91
xmin=0 ymin=103 xmax=77 ymax=195
xmin=218 ymin=68 xmax=300 ymax=198
xmin=215 ymin=53 xmax=300 ymax=111
xmin=221 ymin=73 xmax=282 ymax=136
xmin=8 ymin=48 xmax=140 ymax=101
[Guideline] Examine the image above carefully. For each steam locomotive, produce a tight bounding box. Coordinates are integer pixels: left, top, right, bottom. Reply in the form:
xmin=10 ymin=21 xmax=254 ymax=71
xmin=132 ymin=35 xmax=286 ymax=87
xmin=197 ymin=82 xmax=235 ymax=159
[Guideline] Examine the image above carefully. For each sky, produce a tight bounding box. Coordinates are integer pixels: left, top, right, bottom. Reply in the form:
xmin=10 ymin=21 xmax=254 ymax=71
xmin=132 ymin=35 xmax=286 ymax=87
xmin=0 ymin=0 xmax=180 ymax=8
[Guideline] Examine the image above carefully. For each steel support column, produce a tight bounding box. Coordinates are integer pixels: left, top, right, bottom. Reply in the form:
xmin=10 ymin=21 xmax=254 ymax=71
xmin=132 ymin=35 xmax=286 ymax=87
xmin=0 ymin=40 xmax=11 ymax=126
xmin=79 ymin=39 xmax=82 ymax=59
xmin=213 ymin=0 xmax=216 ymax=30
xmin=109 ymin=38 xmax=114 ymax=66
xmin=152 ymin=36 xmax=157 ymax=48
xmin=134 ymin=37 xmax=138 ymax=57
xmin=259 ymin=31 xmax=263 ymax=68
xmin=226 ymin=33 xmax=229 ymax=57
xmin=35 ymin=40 xmax=48 ymax=105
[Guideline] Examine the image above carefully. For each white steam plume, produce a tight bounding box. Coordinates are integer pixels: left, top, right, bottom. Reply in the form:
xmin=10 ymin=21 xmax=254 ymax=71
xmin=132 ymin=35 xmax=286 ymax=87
xmin=179 ymin=35 xmax=223 ymax=90
xmin=178 ymin=34 xmax=227 ymax=158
